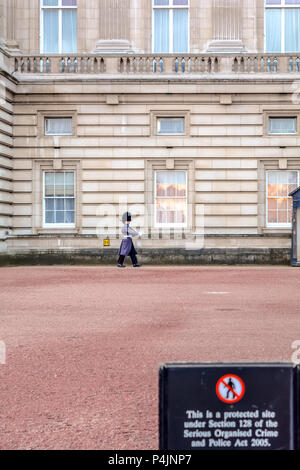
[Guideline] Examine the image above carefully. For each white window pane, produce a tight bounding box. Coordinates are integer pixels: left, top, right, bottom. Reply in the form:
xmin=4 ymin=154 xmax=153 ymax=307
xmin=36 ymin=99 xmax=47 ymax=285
xmin=156 ymin=198 xmax=186 ymax=224
xmin=173 ymin=0 xmax=188 ymax=4
xmin=156 ymin=171 xmax=186 ymax=197
xmin=285 ymin=9 xmax=300 ymax=52
xmin=45 ymin=199 xmax=54 ymax=211
xmin=269 ymin=117 xmax=297 ymax=134
xmin=55 ymin=198 xmax=65 ymax=211
xmin=45 ymin=172 xmax=54 ymax=186
xmin=289 ymin=172 xmax=298 ymax=184
xmin=154 ymin=0 xmax=169 ymax=5
xmin=66 ymin=199 xmax=75 ymax=211
xmin=45 ymin=212 xmax=55 ymax=223
xmin=268 ymin=171 xmax=277 ymax=185
xmin=55 ymin=173 xmax=65 ymax=196
xmin=43 ymin=10 xmax=59 ymax=53
xmin=265 ymin=9 xmax=282 ymax=52
xmin=62 ymin=9 xmax=77 ymax=53
xmin=44 ymin=172 xmax=75 ymax=225
xmin=55 ymin=211 xmax=65 ymax=224
xmin=157 ymin=117 xmax=185 ymax=134
xmin=65 ymin=172 xmax=75 ymax=196
xmin=65 ymin=172 xmax=74 ymax=185
xmin=154 ymin=9 xmax=170 ymax=53
xmin=173 ymin=9 xmax=188 ymax=53
xmin=45 ymin=117 xmax=72 ymax=135
xmin=277 ymin=171 xmax=289 ymax=183
xmin=66 ymin=211 xmax=75 ymax=223
xmin=285 ymin=0 xmax=300 ymax=5
xmin=267 ymin=171 xmax=298 ymax=225
xmin=62 ymin=0 xmax=77 ymax=5
xmin=43 ymin=0 xmax=58 ymax=5
xmin=45 ymin=172 xmax=54 ymax=196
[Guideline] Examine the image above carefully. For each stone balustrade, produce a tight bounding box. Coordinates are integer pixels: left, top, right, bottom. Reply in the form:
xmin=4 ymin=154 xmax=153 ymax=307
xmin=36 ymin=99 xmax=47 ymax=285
xmin=2 ymin=52 xmax=300 ymax=76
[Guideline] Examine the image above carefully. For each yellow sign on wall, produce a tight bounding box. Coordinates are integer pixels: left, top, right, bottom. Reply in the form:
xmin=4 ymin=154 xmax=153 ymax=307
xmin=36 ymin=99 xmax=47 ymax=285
xmin=103 ymin=238 xmax=110 ymax=247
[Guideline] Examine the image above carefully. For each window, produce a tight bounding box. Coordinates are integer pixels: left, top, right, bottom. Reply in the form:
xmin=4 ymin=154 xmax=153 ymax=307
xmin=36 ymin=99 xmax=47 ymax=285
xmin=266 ymin=170 xmax=298 ymax=226
xmin=155 ymin=171 xmax=187 ymax=227
xmin=41 ymin=0 xmax=77 ymax=54
xmin=45 ymin=117 xmax=73 ymax=135
xmin=265 ymin=0 xmax=300 ymax=52
xmin=43 ymin=172 xmax=75 ymax=227
xmin=157 ymin=117 xmax=185 ymax=135
xmin=153 ymin=0 xmax=189 ymax=53
xmin=268 ymin=117 xmax=297 ymax=134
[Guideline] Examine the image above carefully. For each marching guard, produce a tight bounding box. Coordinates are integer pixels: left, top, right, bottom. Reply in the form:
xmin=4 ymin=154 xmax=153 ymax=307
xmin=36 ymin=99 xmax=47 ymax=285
xmin=117 ymin=212 xmax=142 ymax=268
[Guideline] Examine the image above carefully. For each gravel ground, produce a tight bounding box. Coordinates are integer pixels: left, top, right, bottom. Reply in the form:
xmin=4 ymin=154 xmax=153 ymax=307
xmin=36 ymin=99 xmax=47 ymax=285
xmin=0 ymin=265 xmax=299 ymax=450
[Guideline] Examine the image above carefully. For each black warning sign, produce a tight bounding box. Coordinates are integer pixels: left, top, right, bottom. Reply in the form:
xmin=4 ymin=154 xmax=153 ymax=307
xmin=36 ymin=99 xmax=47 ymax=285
xmin=159 ymin=363 xmax=297 ymax=450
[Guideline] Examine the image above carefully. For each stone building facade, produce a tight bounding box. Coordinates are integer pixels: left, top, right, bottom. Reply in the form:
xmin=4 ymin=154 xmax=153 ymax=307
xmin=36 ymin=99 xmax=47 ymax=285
xmin=0 ymin=0 xmax=300 ymax=264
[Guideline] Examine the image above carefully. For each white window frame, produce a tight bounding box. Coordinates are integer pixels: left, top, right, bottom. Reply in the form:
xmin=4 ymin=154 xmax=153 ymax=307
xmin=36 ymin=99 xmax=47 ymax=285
xmin=266 ymin=170 xmax=299 ymax=228
xmin=40 ymin=0 xmax=78 ymax=54
xmin=43 ymin=171 xmax=76 ymax=228
xmin=45 ymin=117 xmax=73 ymax=136
xmin=154 ymin=170 xmax=188 ymax=228
xmin=264 ymin=0 xmax=300 ymax=52
xmin=152 ymin=0 xmax=190 ymax=54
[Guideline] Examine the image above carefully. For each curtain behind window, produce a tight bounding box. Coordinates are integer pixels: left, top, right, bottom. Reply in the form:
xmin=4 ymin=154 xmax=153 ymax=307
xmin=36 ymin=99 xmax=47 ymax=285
xmin=44 ymin=9 xmax=59 ymax=53
xmin=269 ymin=117 xmax=297 ymax=134
xmin=285 ymin=9 xmax=300 ymax=52
xmin=62 ymin=9 xmax=77 ymax=53
xmin=173 ymin=9 xmax=188 ymax=53
xmin=265 ymin=9 xmax=281 ymax=52
xmin=157 ymin=117 xmax=185 ymax=134
xmin=154 ymin=9 xmax=170 ymax=53
xmin=45 ymin=118 xmax=72 ymax=135
xmin=156 ymin=171 xmax=187 ymax=225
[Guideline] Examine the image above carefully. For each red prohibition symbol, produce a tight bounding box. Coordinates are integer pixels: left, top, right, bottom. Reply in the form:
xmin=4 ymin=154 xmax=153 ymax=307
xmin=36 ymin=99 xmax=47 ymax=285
xmin=216 ymin=374 xmax=245 ymax=404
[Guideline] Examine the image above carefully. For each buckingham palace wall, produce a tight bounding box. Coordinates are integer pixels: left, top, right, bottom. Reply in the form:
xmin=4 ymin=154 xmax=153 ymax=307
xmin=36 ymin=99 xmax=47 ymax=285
xmin=0 ymin=0 xmax=299 ymax=264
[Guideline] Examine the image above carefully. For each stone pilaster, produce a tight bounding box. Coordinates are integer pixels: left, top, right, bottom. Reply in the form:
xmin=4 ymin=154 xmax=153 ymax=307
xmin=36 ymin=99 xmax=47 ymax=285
xmin=94 ymin=0 xmax=133 ymax=53
xmin=207 ymin=0 xmax=244 ymax=52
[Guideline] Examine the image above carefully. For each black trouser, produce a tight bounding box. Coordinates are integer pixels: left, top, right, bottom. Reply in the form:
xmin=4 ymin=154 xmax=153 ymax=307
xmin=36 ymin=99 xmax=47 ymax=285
xmin=118 ymin=246 xmax=138 ymax=266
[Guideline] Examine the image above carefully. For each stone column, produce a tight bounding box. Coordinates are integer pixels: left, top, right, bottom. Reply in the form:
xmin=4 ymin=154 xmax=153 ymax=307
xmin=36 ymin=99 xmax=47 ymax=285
xmin=0 ymin=0 xmax=7 ymax=47
xmin=0 ymin=0 xmax=19 ymax=52
xmin=207 ymin=0 xmax=244 ymax=52
xmin=94 ymin=0 xmax=133 ymax=53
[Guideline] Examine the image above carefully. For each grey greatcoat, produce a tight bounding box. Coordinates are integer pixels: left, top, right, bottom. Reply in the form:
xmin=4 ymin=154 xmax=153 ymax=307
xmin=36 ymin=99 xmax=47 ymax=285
xmin=118 ymin=224 xmax=139 ymax=256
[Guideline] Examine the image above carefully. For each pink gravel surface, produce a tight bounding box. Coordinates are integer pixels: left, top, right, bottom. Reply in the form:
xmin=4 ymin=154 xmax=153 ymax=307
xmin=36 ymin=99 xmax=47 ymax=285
xmin=0 ymin=265 xmax=299 ymax=450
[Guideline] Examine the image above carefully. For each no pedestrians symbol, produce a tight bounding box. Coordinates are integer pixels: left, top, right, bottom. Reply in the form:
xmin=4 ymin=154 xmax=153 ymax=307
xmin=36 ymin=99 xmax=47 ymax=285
xmin=216 ymin=374 xmax=245 ymax=404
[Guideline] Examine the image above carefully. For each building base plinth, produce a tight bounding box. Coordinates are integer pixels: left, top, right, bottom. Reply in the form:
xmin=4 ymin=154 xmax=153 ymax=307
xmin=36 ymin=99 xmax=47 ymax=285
xmin=0 ymin=248 xmax=291 ymax=266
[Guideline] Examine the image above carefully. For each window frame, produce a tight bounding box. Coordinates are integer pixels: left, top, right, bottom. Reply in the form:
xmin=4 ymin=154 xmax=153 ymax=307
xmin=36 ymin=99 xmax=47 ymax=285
xmin=266 ymin=169 xmax=299 ymax=228
xmin=152 ymin=0 xmax=190 ymax=54
xmin=151 ymin=110 xmax=190 ymax=136
xmin=40 ymin=0 xmax=78 ymax=54
xmin=154 ymin=169 xmax=188 ymax=229
xmin=37 ymin=110 xmax=77 ymax=137
xmin=263 ymin=110 xmax=300 ymax=136
xmin=43 ymin=170 xmax=76 ymax=229
xmin=268 ymin=116 xmax=298 ymax=135
xmin=264 ymin=0 xmax=300 ymax=53
xmin=44 ymin=117 xmax=73 ymax=136
xmin=156 ymin=116 xmax=185 ymax=135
